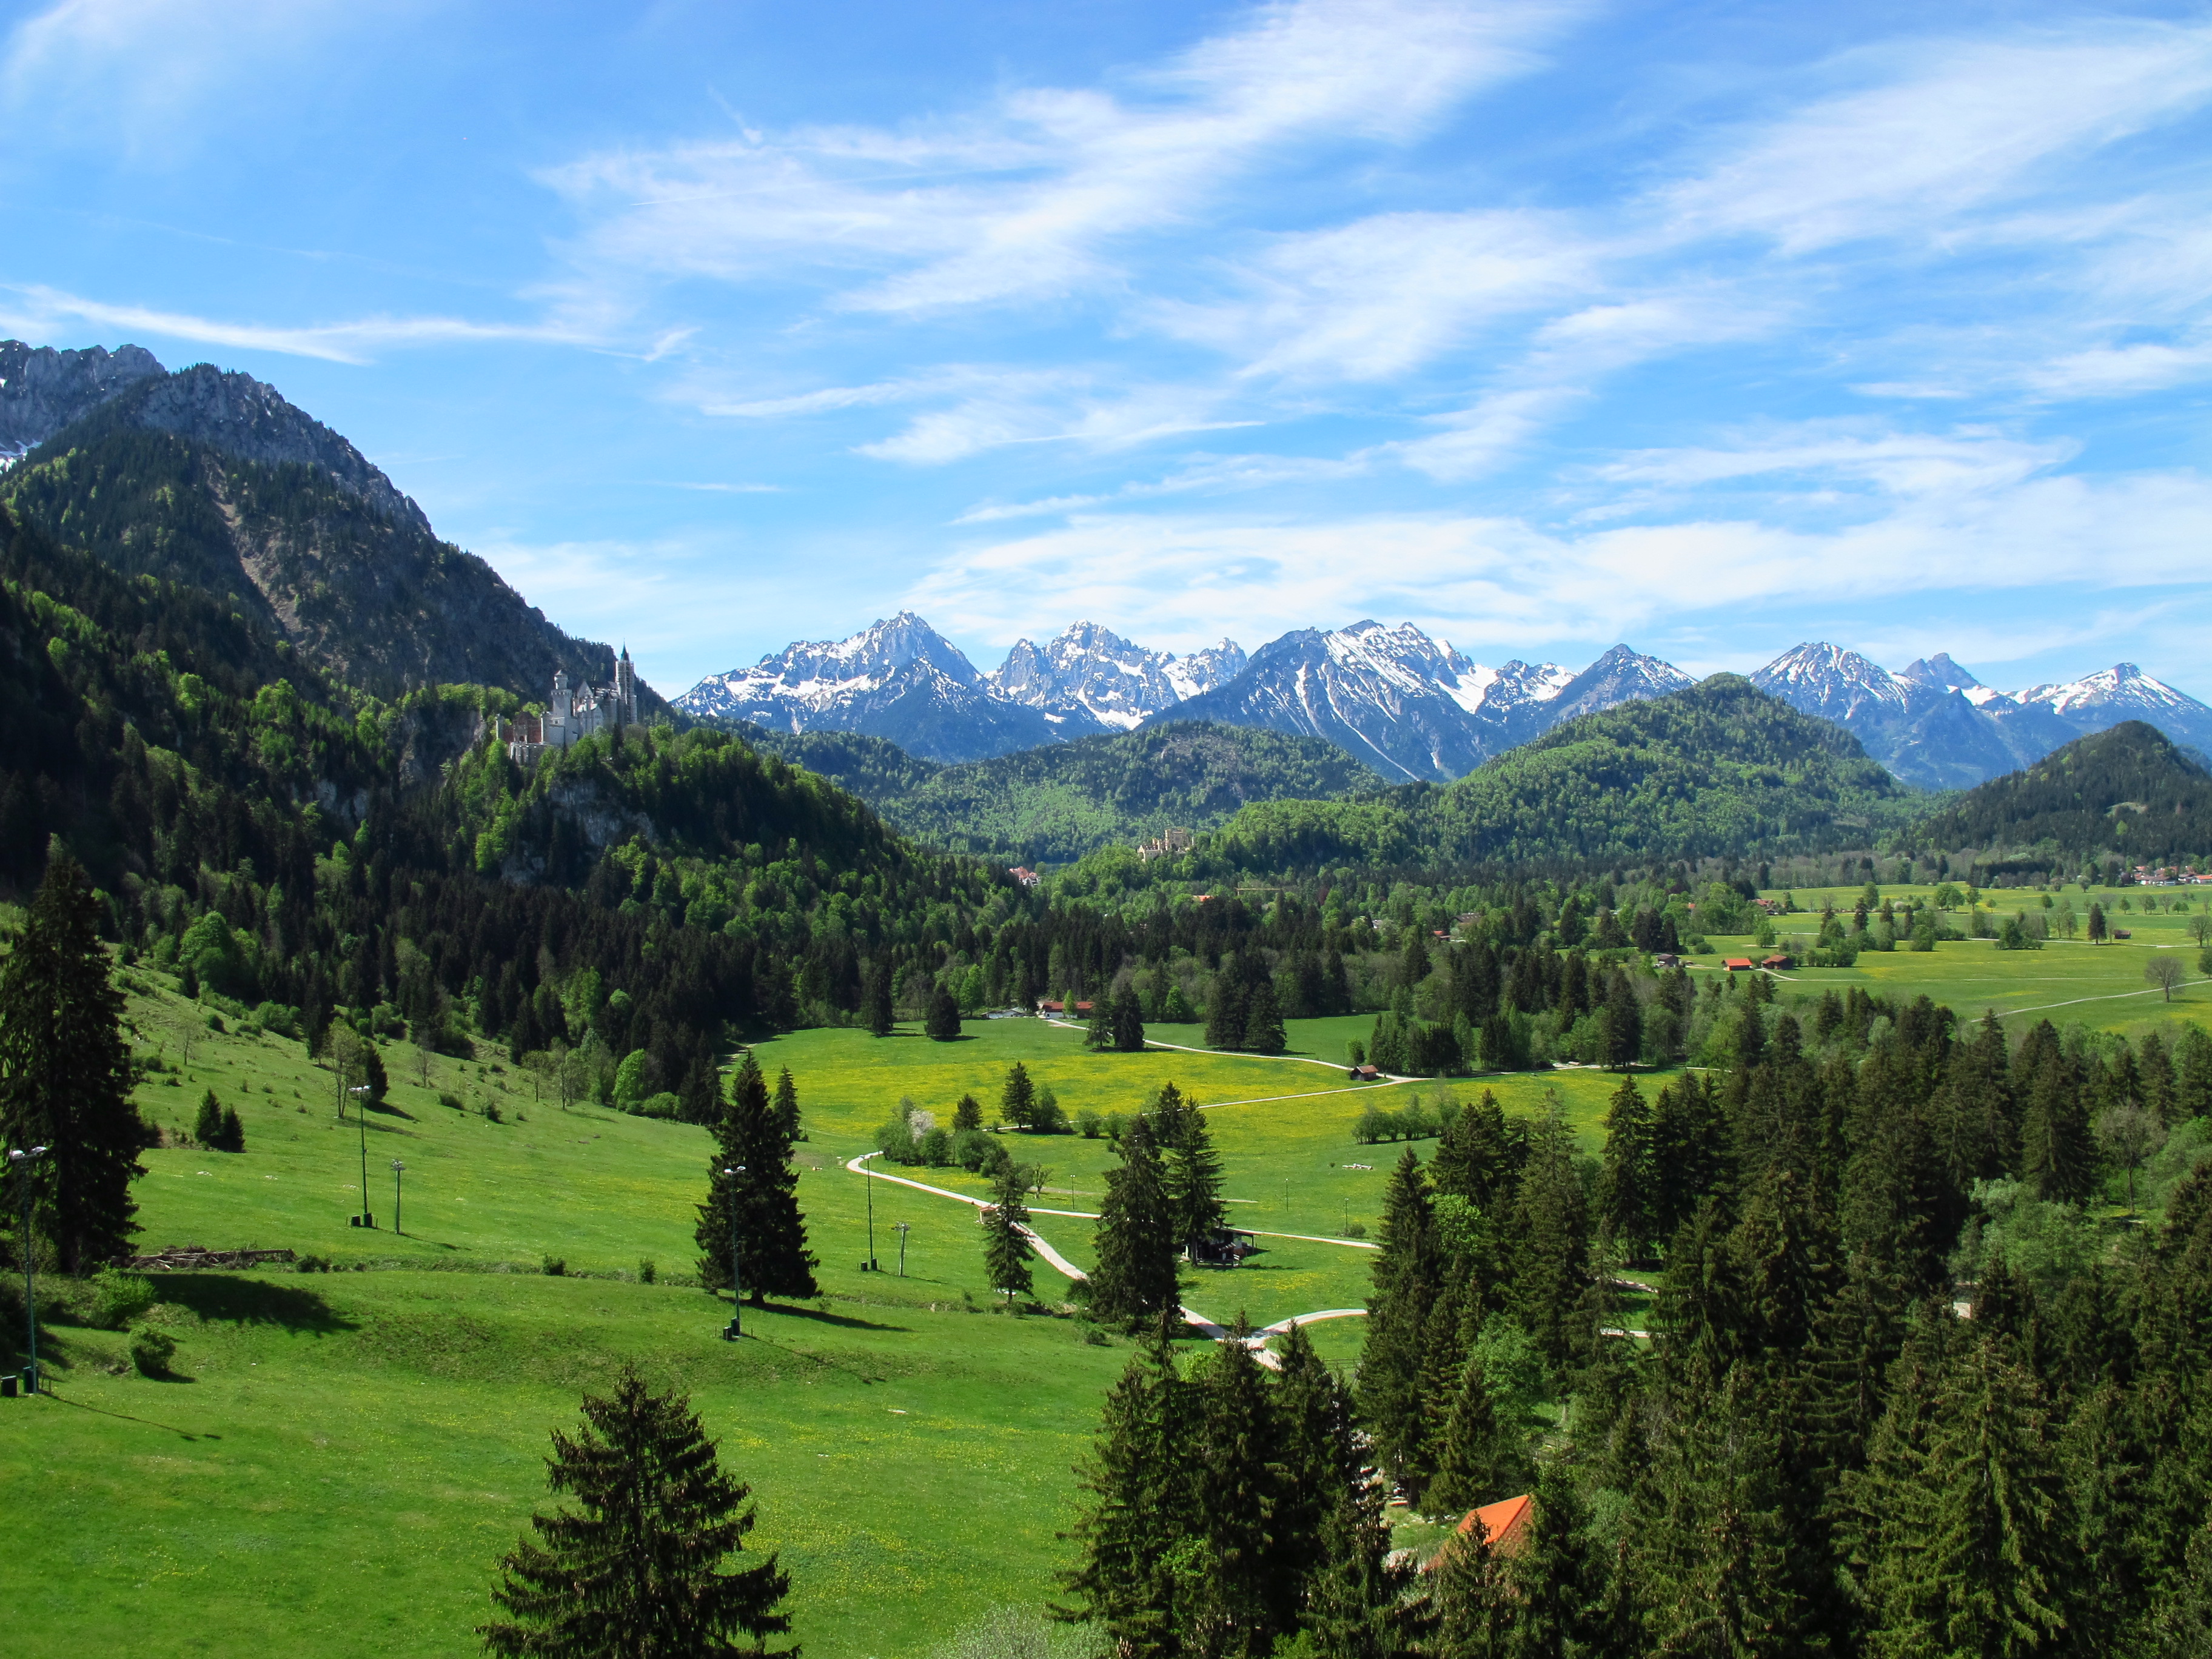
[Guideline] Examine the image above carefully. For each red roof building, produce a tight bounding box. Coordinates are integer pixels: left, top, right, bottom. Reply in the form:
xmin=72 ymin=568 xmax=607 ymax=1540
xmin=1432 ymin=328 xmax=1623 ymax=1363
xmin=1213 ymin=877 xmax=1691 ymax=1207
xmin=1421 ymin=1493 xmax=1535 ymax=1570
xmin=1723 ymin=957 xmax=1754 ymax=972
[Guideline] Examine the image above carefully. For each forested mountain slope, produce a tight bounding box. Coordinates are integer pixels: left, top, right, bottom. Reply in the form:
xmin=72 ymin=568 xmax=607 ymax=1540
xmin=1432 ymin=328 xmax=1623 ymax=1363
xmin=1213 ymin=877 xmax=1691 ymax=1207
xmin=730 ymin=718 xmax=1384 ymax=863
xmin=2 ymin=355 xmax=654 ymax=706
xmin=1902 ymin=720 xmax=2212 ymax=866
xmin=1203 ymin=675 xmax=1918 ymax=873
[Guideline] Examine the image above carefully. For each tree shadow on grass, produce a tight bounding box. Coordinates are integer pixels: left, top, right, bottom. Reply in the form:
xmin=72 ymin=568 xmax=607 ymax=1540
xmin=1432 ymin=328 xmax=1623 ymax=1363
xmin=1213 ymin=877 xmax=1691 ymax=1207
xmin=155 ymin=1274 xmax=357 ymax=1335
xmin=741 ymin=1296 xmax=908 ymax=1334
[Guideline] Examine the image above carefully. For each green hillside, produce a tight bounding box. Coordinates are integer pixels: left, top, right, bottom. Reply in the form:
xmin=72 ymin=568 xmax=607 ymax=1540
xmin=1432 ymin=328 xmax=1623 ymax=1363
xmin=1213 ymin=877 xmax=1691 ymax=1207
xmin=1203 ymin=675 xmax=1920 ymax=874
xmin=735 ymin=718 xmax=1385 ymax=863
xmin=1902 ymin=719 xmax=2212 ymax=870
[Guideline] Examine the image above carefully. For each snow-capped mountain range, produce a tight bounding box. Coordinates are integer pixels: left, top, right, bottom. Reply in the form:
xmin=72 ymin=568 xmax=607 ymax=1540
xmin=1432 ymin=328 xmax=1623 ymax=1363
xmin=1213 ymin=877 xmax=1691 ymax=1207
xmin=677 ymin=615 xmax=2212 ymax=785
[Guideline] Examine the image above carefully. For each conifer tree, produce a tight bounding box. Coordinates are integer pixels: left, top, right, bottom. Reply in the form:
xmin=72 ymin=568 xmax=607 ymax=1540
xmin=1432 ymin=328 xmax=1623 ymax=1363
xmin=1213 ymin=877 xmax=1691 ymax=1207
xmin=2018 ymin=1027 xmax=2096 ymax=1204
xmin=924 ymin=982 xmax=962 ymax=1042
xmin=984 ymin=1165 xmax=1034 ymax=1304
xmin=1113 ymin=990 xmax=1147 ymax=1053
xmin=1431 ymin=1090 xmax=1518 ymax=1210
xmin=1088 ymin=1114 xmax=1180 ymax=1330
xmin=195 ymin=1089 xmax=224 ymax=1148
xmin=220 ymin=1104 xmax=244 ymax=1154
xmin=0 ymin=853 xmax=144 ymax=1274
xmin=1600 ymin=969 xmax=1641 ymax=1071
xmin=1244 ymin=981 xmax=1287 ymax=1056
xmin=1426 ymin=1354 xmax=1529 ymax=1518
xmin=1359 ymin=1147 xmax=1439 ymax=1500
xmin=1510 ymin=1101 xmax=1592 ymax=1372
xmin=1303 ymin=1472 xmax=1416 ymax=1659
xmin=480 ymin=1363 xmax=793 ymax=1658
xmin=2148 ymin=1516 xmax=2212 ymax=1659
xmin=1597 ymin=1075 xmax=1655 ymax=1258
xmin=861 ymin=961 xmax=894 ymax=1036
xmin=694 ymin=1053 xmax=817 ymax=1302
xmin=1207 ymin=980 xmax=1247 ymax=1051
xmin=361 ymin=1041 xmax=389 ymax=1107
xmin=952 ymin=1093 xmax=983 ymax=1132
xmin=1162 ymin=1083 xmax=1227 ymax=1257
xmin=1002 ymin=1062 xmax=1036 ymax=1129
xmin=1087 ymin=993 xmax=1114 ymax=1051
xmin=771 ymin=1067 xmax=800 ymax=1145
xmin=1429 ymin=1526 xmax=1509 ymax=1659
xmin=1059 ymin=1319 xmax=1193 ymax=1657
xmin=1187 ymin=1316 xmax=1292 ymax=1655
xmin=1271 ymin=1320 xmax=1351 ymax=1608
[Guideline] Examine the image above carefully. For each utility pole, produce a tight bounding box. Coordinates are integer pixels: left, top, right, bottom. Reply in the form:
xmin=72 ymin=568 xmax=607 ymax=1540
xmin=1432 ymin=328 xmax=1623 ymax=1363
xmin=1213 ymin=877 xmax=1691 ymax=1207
xmin=864 ymin=1151 xmax=879 ymax=1270
xmin=722 ymin=1165 xmax=746 ymax=1340
xmin=390 ymin=1159 xmax=405 ymax=1236
xmin=352 ymin=1085 xmax=372 ymax=1226
xmin=8 ymin=1146 xmax=48 ymax=1395
xmin=896 ymin=1220 xmax=910 ymax=1278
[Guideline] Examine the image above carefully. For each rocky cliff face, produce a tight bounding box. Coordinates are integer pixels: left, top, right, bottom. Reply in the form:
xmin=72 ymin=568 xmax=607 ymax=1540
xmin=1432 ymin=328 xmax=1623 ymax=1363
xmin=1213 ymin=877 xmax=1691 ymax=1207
xmin=1 ymin=341 xmax=657 ymax=709
xmin=0 ymin=340 xmax=165 ymax=459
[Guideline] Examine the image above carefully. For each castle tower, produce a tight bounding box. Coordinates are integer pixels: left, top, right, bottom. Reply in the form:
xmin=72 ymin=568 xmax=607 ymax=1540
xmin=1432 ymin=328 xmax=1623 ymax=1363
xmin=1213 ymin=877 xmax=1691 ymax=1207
xmin=549 ymin=667 xmax=571 ymax=748
xmin=615 ymin=646 xmax=635 ymax=727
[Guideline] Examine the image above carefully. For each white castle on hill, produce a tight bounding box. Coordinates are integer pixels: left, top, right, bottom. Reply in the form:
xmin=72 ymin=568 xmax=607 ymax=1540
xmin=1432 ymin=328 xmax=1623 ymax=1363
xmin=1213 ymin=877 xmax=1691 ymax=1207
xmin=500 ymin=649 xmax=640 ymax=763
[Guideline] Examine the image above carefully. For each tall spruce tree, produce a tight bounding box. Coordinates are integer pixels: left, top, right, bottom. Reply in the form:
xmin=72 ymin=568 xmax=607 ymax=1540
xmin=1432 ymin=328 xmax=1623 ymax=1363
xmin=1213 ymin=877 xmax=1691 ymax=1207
xmin=1597 ymin=1075 xmax=1656 ymax=1258
xmin=1113 ymin=990 xmax=1148 ymax=1053
xmin=1161 ymin=1083 xmax=1227 ymax=1258
xmin=1002 ymin=1062 xmax=1037 ymax=1129
xmin=1272 ymin=1319 xmax=1352 ymax=1614
xmin=1088 ymin=1113 xmax=1181 ymax=1330
xmin=1431 ymin=1089 xmax=1519 ymax=1210
xmin=1510 ymin=1101 xmax=1592 ymax=1373
xmin=1186 ymin=1316 xmax=1293 ymax=1657
xmin=771 ymin=1067 xmax=800 ymax=1145
xmin=1359 ymin=1148 xmax=1440 ymax=1501
xmin=1244 ymin=982 xmax=1287 ymax=1056
xmin=984 ymin=1165 xmax=1034 ymax=1304
xmin=1059 ymin=1319 xmax=1194 ymax=1658
xmin=694 ymin=1053 xmax=817 ymax=1303
xmin=924 ymin=982 xmax=962 ymax=1042
xmin=1303 ymin=1473 xmax=1416 ymax=1659
xmin=480 ymin=1363 xmax=793 ymax=1658
xmin=1426 ymin=1354 xmax=1530 ymax=1519
xmin=861 ymin=962 xmax=894 ymax=1036
xmin=0 ymin=853 xmax=144 ymax=1275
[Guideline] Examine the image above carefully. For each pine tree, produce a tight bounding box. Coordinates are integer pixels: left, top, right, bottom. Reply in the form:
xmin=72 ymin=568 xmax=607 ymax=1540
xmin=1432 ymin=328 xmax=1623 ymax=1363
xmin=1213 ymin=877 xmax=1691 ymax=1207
xmin=1244 ymin=982 xmax=1287 ymax=1056
xmin=1426 ymin=1355 xmax=1529 ymax=1518
xmin=1162 ymin=1084 xmax=1227 ymax=1257
xmin=952 ymin=1093 xmax=983 ymax=1133
xmin=1002 ymin=1062 xmax=1036 ymax=1129
xmin=1271 ymin=1319 xmax=1351 ymax=1612
xmin=2018 ymin=1026 xmax=2096 ymax=1204
xmin=1207 ymin=981 xmax=1247 ymax=1051
xmin=480 ymin=1363 xmax=793 ymax=1658
xmin=1059 ymin=1321 xmax=1193 ymax=1658
xmin=220 ymin=1105 xmax=245 ymax=1154
xmin=361 ymin=1041 xmax=389 ymax=1106
xmin=1510 ymin=1101 xmax=1592 ymax=1372
xmin=924 ymin=983 xmax=962 ymax=1042
xmin=1302 ymin=1470 xmax=1415 ymax=1659
xmin=0 ymin=853 xmax=144 ymax=1274
xmin=984 ymin=1165 xmax=1034 ymax=1304
xmin=771 ymin=1067 xmax=800 ymax=1145
xmin=1359 ymin=1148 xmax=1439 ymax=1501
xmin=1114 ymin=990 xmax=1147 ymax=1053
xmin=1186 ymin=1316 xmax=1292 ymax=1656
xmin=2147 ymin=1515 xmax=2212 ymax=1659
xmin=861 ymin=962 xmax=894 ymax=1036
xmin=1600 ymin=968 xmax=1641 ymax=1071
xmin=1087 ymin=994 xmax=1114 ymax=1051
xmin=694 ymin=1053 xmax=817 ymax=1303
xmin=1088 ymin=1114 xmax=1181 ymax=1330
xmin=195 ymin=1090 xmax=224 ymax=1148
xmin=1597 ymin=1075 xmax=1655 ymax=1258
xmin=1432 ymin=1090 xmax=1519 ymax=1210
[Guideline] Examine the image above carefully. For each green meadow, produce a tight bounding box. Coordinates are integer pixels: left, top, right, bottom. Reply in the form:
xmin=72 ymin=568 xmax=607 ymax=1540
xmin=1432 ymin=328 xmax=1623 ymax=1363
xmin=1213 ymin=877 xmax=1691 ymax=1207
xmin=18 ymin=905 xmax=2207 ymax=1658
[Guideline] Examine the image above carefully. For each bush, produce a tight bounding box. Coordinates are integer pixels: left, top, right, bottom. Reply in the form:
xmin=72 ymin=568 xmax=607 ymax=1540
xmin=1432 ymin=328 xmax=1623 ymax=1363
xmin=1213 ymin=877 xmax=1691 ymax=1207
xmin=438 ymin=1091 xmax=464 ymax=1112
xmin=129 ymin=1326 xmax=176 ymax=1377
xmin=637 ymin=1091 xmax=682 ymax=1120
xmin=482 ymin=1100 xmax=503 ymax=1124
xmin=542 ymin=1256 xmax=566 ymax=1276
xmin=638 ymin=1259 xmax=657 ymax=1285
xmin=919 ymin=1126 xmax=952 ymax=1166
xmin=89 ymin=1269 xmax=156 ymax=1330
xmin=1077 ymin=1108 xmax=1102 ymax=1139
xmin=1343 ymin=1221 xmax=1367 ymax=1239
xmin=1030 ymin=1096 xmax=1070 ymax=1134
xmin=296 ymin=1254 xmax=333 ymax=1273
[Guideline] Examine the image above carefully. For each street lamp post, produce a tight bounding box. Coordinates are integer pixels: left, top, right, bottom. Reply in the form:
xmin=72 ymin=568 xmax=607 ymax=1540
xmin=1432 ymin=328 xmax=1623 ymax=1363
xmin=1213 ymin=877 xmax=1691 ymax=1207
xmin=390 ymin=1159 xmax=406 ymax=1236
xmin=896 ymin=1219 xmax=910 ymax=1278
xmin=722 ymin=1164 xmax=746 ymax=1340
xmin=352 ymin=1085 xmax=373 ymax=1227
xmin=8 ymin=1145 xmax=48 ymax=1395
xmin=865 ymin=1151 xmax=879 ymax=1270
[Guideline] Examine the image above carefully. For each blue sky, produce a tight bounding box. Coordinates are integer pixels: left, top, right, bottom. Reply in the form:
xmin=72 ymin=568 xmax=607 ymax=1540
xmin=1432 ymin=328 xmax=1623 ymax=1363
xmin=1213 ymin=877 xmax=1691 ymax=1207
xmin=5 ymin=0 xmax=2211 ymax=702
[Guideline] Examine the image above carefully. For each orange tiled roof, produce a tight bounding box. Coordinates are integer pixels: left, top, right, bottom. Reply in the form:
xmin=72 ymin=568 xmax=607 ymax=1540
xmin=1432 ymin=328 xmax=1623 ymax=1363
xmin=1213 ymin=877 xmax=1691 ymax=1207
xmin=1455 ymin=1493 xmax=1533 ymax=1556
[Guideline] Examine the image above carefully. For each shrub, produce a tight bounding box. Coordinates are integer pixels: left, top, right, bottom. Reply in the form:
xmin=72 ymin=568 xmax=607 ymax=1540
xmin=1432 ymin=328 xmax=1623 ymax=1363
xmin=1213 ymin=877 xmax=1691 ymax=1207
xmin=919 ymin=1126 xmax=953 ymax=1166
xmin=296 ymin=1254 xmax=333 ymax=1273
xmin=482 ymin=1100 xmax=504 ymax=1124
xmin=1077 ymin=1109 xmax=1102 ymax=1139
xmin=1030 ymin=1096 xmax=1070 ymax=1135
xmin=542 ymin=1256 xmax=567 ymax=1276
xmin=1343 ymin=1221 xmax=1367 ymax=1239
xmin=438 ymin=1091 xmax=464 ymax=1112
xmin=638 ymin=1091 xmax=682 ymax=1120
xmin=129 ymin=1327 xmax=176 ymax=1377
xmin=638 ymin=1259 xmax=657 ymax=1285
xmin=89 ymin=1269 xmax=155 ymax=1330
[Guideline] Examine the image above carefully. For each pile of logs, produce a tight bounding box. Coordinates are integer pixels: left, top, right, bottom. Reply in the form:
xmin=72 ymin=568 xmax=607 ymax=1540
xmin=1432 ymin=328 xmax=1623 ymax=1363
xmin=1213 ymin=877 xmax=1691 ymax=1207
xmin=115 ymin=1245 xmax=298 ymax=1272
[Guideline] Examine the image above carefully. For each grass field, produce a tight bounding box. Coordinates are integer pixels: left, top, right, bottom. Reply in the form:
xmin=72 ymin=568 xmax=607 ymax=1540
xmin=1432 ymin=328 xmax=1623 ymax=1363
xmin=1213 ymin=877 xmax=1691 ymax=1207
xmin=1721 ymin=883 xmax=2212 ymax=1041
xmin=14 ymin=985 xmax=1629 ymax=1659
xmin=19 ymin=898 xmax=2210 ymax=1658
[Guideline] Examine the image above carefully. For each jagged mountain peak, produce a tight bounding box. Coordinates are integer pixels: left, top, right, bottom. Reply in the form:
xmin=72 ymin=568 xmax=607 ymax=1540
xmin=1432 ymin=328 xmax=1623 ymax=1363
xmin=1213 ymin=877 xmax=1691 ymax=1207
xmin=990 ymin=618 xmax=1245 ymax=731
xmin=1899 ymin=651 xmax=1983 ymax=691
xmin=2015 ymin=662 xmax=2208 ymax=721
xmin=0 ymin=338 xmax=166 ymax=460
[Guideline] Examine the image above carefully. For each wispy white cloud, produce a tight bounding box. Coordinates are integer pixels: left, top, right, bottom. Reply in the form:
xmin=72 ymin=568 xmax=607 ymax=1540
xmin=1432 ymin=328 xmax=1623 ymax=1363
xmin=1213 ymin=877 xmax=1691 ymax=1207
xmin=0 ymin=284 xmax=582 ymax=364
xmin=1657 ymin=24 xmax=2212 ymax=253
xmin=542 ymin=0 xmax=1581 ymax=316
